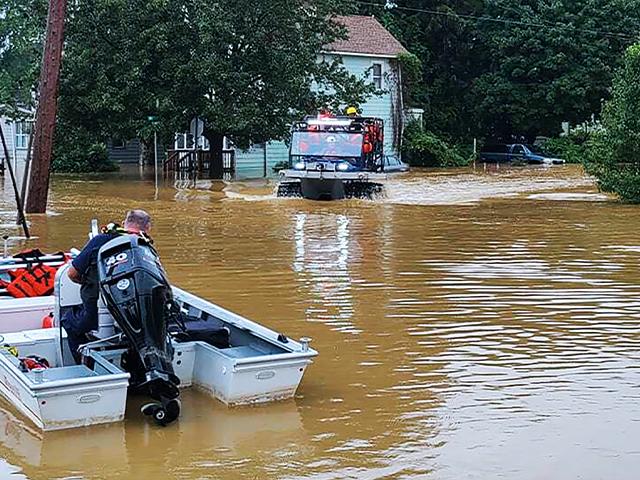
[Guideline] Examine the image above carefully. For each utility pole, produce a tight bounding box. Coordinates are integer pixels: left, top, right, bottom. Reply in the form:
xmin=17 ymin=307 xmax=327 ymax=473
xmin=147 ymin=114 xmax=160 ymax=199
xmin=26 ymin=0 xmax=67 ymax=214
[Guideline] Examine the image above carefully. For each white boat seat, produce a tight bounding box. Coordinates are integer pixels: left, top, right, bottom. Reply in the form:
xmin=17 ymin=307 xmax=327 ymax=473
xmin=55 ymin=263 xmax=82 ymax=308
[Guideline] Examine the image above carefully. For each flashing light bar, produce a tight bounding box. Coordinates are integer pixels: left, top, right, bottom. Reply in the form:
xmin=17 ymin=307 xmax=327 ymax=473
xmin=307 ymin=119 xmax=353 ymax=126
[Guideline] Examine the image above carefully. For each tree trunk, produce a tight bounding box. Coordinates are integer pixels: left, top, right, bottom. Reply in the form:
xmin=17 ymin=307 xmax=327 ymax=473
xmin=205 ymin=131 xmax=224 ymax=179
xmin=140 ymin=138 xmax=155 ymax=165
xmin=26 ymin=0 xmax=67 ymax=214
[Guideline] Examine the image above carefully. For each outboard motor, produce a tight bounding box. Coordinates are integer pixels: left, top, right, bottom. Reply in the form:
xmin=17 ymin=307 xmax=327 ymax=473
xmin=97 ymin=235 xmax=180 ymax=426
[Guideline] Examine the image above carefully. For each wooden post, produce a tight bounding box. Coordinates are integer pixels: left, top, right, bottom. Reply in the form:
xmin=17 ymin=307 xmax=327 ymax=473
xmin=26 ymin=0 xmax=67 ymax=214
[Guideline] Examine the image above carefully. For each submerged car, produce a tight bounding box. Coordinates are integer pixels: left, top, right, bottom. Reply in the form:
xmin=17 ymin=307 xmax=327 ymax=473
xmin=479 ymin=144 xmax=565 ymax=165
xmin=382 ymin=155 xmax=410 ymax=173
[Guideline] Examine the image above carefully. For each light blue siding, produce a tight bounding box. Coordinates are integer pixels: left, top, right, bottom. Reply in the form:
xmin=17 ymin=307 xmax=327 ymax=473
xmin=0 ymin=116 xmax=30 ymax=166
xmin=235 ymin=53 xmax=401 ymax=179
xmin=235 ymin=144 xmax=265 ymax=180
xmin=340 ymin=56 xmax=397 ymax=159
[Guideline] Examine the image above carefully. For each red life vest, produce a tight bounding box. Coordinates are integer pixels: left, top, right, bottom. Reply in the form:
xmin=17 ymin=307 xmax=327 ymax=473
xmin=19 ymin=355 xmax=49 ymax=371
xmin=6 ymin=264 xmax=58 ymax=298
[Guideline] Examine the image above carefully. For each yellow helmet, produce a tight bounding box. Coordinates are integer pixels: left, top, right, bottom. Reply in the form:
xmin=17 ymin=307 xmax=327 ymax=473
xmin=346 ymin=106 xmax=358 ymax=116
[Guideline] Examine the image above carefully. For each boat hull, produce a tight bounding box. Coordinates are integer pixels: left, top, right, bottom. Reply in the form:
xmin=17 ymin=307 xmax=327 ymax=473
xmin=0 ymin=281 xmax=318 ymax=430
xmin=172 ymin=287 xmax=316 ymax=405
xmin=0 ymin=329 xmax=130 ymax=431
xmin=301 ymin=177 xmax=345 ymax=200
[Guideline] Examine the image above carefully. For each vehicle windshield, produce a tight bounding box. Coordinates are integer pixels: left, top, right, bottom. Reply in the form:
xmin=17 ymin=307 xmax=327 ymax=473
xmin=525 ymin=144 xmax=548 ymax=155
xmin=291 ymin=132 xmax=363 ymax=158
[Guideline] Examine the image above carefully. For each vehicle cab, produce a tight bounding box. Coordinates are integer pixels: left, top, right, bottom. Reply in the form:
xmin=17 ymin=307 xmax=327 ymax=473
xmin=288 ymin=115 xmax=385 ymax=173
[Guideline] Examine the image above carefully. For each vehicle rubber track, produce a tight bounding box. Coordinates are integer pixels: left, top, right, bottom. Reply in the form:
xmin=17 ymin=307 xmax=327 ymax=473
xmin=276 ymin=182 xmax=303 ymax=198
xmin=344 ymin=181 xmax=384 ymax=199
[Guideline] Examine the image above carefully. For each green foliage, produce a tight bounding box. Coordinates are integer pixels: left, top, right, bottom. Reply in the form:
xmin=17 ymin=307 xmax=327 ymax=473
xmin=1 ymin=0 xmax=375 ymax=153
xmin=402 ymin=122 xmax=469 ymax=168
xmin=397 ymin=52 xmax=422 ymax=105
xmin=161 ymin=0 xmax=375 ymax=147
xmin=360 ymin=1 xmax=640 ymax=141
xmin=51 ymin=125 xmax=116 ymax=173
xmin=473 ymin=0 xmax=640 ymax=140
xmin=4 ymin=0 xmax=640 ymax=174
xmin=584 ymin=43 xmax=640 ymax=202
xmin=544 ymin=132 xmax=594 ymax=165
xmin=0 ymin=0 xmax=46 ymax=115
xmin=602 ymin=43 xmax=640 ymax=163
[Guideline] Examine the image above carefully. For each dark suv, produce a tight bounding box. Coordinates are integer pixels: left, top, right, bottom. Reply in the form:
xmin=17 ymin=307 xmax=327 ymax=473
xmin=479 ymin=144 xmax=564 ymax=164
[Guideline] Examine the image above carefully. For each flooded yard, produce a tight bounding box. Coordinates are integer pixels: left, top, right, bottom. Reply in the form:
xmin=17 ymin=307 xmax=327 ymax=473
xmin=1 ymin=164 xmax=639 ymax=479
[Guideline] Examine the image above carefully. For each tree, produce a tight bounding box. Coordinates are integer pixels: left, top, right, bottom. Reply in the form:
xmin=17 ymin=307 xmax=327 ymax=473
xmin=3 ymin=0 xmax=376 ymax=178
xmin=586 ymin=43 xmax=640 ymax=203
xmin=0 ymin=0 xmax=46 ymax=116
xmin=470 ymin=0 xmax=640 ymax=140
xmin=359 ymin=0 xmax=487 ymax=140
xmin=359 ymin=0 xmax=640 ymax=142
xmin=160 ymin=0 xmax=374 ymax=177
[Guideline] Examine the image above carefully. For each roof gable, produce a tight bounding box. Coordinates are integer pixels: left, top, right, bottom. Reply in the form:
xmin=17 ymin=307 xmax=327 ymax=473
xmin=325 ymin=15 xmax=408 ymax=58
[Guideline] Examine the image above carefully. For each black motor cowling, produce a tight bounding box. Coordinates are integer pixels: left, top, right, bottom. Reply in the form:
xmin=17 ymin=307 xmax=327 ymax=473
xmin=97 ymin=235 xmax=180 ymax=425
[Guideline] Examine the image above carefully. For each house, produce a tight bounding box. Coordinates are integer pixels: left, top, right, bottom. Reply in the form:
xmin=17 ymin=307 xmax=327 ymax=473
xmin=233 ymin=15 xmax=409 ymax=179
xmin=106 ymin=15 xmax=409 ymax=180
xmin=0 ymin=111 xmax=34 ymax=171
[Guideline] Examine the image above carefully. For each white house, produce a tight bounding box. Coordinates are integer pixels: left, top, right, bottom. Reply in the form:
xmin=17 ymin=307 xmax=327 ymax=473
xmin=0 ymin=111 xmax=34 ymax=171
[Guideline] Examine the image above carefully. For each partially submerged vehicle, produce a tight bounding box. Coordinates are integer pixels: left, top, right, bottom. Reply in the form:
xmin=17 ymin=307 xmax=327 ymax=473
xmin=0 ymin=227 xmax=317 ymax=431
xmin=277 ymin=115 xmax=406 ymax=200
xmin=479 ymin=143 xmax=565 ymax=165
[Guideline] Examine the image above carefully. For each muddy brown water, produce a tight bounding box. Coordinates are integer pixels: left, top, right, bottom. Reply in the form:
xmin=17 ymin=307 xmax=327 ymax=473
xmin=1 ymin=164 xmax=639 ymax=479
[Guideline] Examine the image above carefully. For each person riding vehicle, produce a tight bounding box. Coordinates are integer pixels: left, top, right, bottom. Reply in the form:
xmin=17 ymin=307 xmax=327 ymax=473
xmin=62 ymin=209 xmax=153 ymax=363
xmin=346 ymin=106 xmax=359 ymax=118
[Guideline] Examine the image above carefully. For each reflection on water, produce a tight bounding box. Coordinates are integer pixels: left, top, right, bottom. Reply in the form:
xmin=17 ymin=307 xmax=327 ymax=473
xmin=0 ymin=391 xmax=305 ymax=479
xmin=1 ymin=164 xmax=640 ymax=479
xmin=294 ymin=213 xmax=358 ymax=334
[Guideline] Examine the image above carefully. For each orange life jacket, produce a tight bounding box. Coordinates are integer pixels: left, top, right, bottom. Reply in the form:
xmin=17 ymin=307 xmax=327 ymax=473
xmin=6 ymin=264 xmax=58 ymax=298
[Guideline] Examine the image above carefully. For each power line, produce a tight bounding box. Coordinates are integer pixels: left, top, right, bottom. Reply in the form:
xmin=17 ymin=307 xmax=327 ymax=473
xmin=356 ymin=1 xmax=640 ymax=41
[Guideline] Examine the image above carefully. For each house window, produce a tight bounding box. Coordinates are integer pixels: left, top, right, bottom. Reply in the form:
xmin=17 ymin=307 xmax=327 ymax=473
xmin=112 ymin=138 xmax=126 ymax=149
xmin=175 ymin=132 xmax=210 ymax=150
xmin=197 ymin=135 xmax=209 ymax=150
xmin=372 ymin=63 xmax=383 ymax=89
xmin=175 ymin=133 xmax=186 ymax=149
xmin=175 ymin=133 xmax=195 ymax=149
xmin=15 ymin=121 xmax=33 ymax=149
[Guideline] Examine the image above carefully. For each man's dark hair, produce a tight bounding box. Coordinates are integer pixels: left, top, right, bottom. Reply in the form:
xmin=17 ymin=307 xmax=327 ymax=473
xmin=124 ymin=209 xmax=152 ymax=231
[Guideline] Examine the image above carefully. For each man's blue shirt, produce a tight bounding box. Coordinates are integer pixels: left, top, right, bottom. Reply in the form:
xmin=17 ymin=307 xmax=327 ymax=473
xmin=72 ymin=233 xmax=117 ymax=278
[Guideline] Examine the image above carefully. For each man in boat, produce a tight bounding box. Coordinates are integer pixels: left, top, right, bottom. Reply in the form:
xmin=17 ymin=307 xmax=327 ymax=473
xmin=62 ymin=209 xmax=152 ymax=362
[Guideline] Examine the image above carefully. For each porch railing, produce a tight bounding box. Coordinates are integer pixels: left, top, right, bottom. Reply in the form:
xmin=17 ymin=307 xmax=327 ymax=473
xmin=164 ymin=149 xmax=235 ymax=178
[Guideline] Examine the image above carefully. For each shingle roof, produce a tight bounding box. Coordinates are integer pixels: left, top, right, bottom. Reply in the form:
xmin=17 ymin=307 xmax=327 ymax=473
xmin=325 ymin=15 xmax=408 ymax=57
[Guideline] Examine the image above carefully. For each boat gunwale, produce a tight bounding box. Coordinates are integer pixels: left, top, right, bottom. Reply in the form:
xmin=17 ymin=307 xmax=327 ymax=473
xmin=172 ymin=286 xmax=319 ymax=360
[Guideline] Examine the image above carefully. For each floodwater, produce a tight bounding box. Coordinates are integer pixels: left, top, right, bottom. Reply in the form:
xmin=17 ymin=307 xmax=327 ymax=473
xmin=1 ymin=164 xmax=640 ymax=479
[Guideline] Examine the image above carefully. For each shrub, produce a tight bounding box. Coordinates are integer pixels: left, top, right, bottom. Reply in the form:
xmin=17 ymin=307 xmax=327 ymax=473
xmin=272 ymin=160 xmax=289 ymax=173
xmin=584 ymin=43 xmax=640 ymax=202
xmin=52 ymin=126 xmax=117 ymax=173
xmin=402 ymin=122 xmax=469 ymax=167
xmin=544 ymin=135 xmax=589 ymax=164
